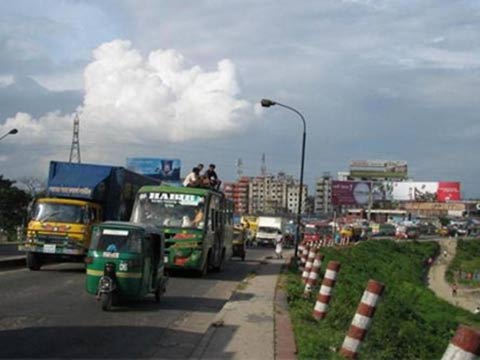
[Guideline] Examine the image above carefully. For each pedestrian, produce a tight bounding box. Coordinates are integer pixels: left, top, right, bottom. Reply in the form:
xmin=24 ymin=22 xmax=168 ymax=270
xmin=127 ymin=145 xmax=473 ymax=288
xmin=474 ymin=306 xmax=480 ymax=315
xmin=274 ymin=230 xmax=283 ymax=259
xmin=452 ymin=282 xmax=458 ymax=297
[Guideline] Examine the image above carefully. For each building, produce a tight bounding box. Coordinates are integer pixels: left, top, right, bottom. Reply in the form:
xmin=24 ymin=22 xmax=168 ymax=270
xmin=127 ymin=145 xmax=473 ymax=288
xmin=314 ymin=173 xmax=332 ymax=214
xmin=223 ymin=176 xmax=250 ymax=214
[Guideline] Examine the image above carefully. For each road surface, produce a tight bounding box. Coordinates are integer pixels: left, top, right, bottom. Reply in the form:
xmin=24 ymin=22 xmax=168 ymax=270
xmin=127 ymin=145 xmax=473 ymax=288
xmin=0 ymin=248 xmax=272 ymax=359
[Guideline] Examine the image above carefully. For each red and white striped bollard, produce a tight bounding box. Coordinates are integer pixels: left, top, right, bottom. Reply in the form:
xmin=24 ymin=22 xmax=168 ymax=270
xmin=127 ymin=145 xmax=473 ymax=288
xmin=301 ymin=247 xmax=317 ymax=284
xmin=304 ymin=252 xmax=325 ymax=296
xmin=339 ymin=279 xmax=385 ymax=359
xmin=312 ymin=261 xmax=341 ymax=320
xmin=442 ymin=325 xmax=480 ymax=360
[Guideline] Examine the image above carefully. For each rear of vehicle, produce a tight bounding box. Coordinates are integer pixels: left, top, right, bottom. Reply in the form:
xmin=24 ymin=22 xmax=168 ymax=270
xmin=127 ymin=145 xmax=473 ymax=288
xmin=256 ymin=217 xmax=283 ymax=247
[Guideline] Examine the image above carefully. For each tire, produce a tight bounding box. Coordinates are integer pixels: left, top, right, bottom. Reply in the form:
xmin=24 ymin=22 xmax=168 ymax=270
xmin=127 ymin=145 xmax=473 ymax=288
xmin=26 ymin=252 xmax=41 ymax=271
xmin=101 ymin=293 xmax=112 ymax=311
xmin=212 ymin=249 xmax=225 ymax=272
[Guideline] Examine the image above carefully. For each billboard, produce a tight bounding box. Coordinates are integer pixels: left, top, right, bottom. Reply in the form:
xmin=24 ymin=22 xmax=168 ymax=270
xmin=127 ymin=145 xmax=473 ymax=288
xmin=333 ymin=180 xmax=461 ymax=205
xmin=126 ymin=158 xmax=181 ymax=181
xmin=332 ymin=181 xmax=371 ymax=206
xmin=389 ymin=181 xmax=461 ymax=202
xmin=350 ymin=160 xmax=408 ymax=179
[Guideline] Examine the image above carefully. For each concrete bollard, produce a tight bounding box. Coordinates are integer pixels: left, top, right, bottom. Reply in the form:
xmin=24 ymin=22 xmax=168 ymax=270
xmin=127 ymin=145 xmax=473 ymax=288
xmin=339 ymin=279 xmax=385 ymax=359
xmin=301 ymin=248 xmax=317 ymax=284
xmin=441 ymin=325 xmax=480 ymax=360
xmin=299 ymin=244 xmax=310 ymax=272
xmin=304 ymin=253 xmax=325 ymax=296
xmin=312 ymin=261 xmax=341 ymax=320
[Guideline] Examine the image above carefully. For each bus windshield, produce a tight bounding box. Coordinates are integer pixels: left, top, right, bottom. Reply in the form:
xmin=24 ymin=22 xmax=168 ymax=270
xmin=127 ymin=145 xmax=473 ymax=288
xmin=90 ymin=228 xmax=142 ymax=253
xmin=131 ymin=192 xmax=206 ymax=229
xmin=33 ymin=202 xmax=86 ymax=223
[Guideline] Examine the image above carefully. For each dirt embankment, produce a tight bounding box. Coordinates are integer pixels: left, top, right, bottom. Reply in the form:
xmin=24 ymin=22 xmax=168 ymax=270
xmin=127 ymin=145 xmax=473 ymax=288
xmin=427 ymin=238 xmax=480 ymax=312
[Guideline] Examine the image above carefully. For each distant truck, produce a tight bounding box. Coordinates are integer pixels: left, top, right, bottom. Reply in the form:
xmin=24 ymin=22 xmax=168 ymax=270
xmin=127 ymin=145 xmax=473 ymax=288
xmin=256 ymin=216 xmax=286 ymax=246
xmin=19 ymin=161 xmax=159 ymax=270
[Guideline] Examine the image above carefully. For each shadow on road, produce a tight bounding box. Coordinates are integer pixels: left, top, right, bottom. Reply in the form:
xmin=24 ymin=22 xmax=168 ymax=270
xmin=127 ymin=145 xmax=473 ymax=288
xmin=0 ymin=325 xmax=237 ymax=359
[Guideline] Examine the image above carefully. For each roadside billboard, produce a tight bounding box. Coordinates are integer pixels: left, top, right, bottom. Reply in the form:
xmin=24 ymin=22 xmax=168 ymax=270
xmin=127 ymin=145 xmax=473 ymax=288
xmin=389 ymin=181 xmax=461 ymax=202
xmin=126 ymin=158 xmax=181 ymax=181
xmin=332 ymin=181 xmax=371 ymax=206
xmin=350 ymin=160 xmax=408 ymax=179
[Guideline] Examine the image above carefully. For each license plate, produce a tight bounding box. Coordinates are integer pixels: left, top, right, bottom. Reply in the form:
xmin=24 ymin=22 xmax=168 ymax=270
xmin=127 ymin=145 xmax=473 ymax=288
xmin=43 ymin=244 xmax=56 ymax=253
xmin=164 ymin=256 xmax=168 ymax=263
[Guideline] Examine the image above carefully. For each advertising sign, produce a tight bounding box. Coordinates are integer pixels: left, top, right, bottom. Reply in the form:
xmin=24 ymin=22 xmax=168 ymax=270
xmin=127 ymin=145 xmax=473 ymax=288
xmin=126 ymin=158 xmax=181 ymax=181
xmin=437 ymin=182 xmax=461 ymax=202
xmin=350 ymin=160 xmax=408 ymax=179
xmin=389 ymin=181 xmax=461 ymax=202
xmin=332 ymin=181 xmax=371 ymax=206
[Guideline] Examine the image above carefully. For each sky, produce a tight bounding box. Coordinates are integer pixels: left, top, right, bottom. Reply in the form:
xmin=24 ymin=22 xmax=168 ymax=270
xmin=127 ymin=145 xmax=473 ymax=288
xmin=0 ymin=0 xmax=479 ymax=198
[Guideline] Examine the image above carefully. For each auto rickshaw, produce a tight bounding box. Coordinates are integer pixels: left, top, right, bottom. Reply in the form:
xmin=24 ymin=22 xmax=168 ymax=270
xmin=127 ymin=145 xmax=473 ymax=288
xmin=232 ymin=226 xmax=246 ymax=261
xmin=85 ymin=222 xmax=168 ymax=311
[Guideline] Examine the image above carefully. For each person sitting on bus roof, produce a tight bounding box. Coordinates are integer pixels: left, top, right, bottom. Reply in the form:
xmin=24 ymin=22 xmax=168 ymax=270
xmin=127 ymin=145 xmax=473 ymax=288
xmin=205 ymin=164 xmax=221 ymax=190
xmin=183 ymin=167 xmax=201 ymax=187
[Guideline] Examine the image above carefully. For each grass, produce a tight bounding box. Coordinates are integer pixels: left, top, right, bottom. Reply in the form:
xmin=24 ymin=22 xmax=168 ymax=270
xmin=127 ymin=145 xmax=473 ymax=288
xmin=446 ymin=239 xmax=480 ymax=286
xmin=285 ymin=240 xmax=480 ymax=359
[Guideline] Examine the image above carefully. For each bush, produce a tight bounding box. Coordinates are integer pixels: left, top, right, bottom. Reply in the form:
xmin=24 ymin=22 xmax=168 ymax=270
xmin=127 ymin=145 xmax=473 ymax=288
xmin=286 ymin=240 xmax=480 ymax=359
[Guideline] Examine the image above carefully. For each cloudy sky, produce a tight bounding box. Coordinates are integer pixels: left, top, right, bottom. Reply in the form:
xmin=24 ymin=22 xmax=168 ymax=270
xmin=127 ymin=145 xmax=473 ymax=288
xmin=0 ymin=0 xmax=479 ymax=197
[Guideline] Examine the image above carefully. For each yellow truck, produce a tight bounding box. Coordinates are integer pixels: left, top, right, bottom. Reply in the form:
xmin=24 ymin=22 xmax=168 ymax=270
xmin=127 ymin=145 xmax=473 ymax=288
xmin=20 ymin=161 xmax=159 ymax=270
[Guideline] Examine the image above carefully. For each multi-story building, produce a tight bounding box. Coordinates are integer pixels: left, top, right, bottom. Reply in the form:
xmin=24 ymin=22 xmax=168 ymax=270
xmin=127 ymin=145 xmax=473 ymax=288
xmin=314 ymin=173 xmax=332 ymax=214
xmin=248 ymin=173 xmax=307 ymax=215
xmin=223 ymin=176 xmax=250 ymax=214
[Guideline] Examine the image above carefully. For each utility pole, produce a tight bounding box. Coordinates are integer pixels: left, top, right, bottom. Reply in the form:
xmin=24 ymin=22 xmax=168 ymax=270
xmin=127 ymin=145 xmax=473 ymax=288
xmin=69 ymin=113 xmax=81 ymax=163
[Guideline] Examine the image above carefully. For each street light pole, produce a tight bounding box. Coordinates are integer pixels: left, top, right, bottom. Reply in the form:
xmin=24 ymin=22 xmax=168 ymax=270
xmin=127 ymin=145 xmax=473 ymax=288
xmin=0 ymin=128 xmax=18 ymax=142
xmin=261 ymin=99 xmax=306 ymax=259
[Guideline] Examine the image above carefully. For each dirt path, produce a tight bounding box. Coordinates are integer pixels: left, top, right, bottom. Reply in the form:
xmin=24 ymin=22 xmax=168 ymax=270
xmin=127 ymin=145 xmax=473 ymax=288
xmin=427 ymin=238 xmax=480 ymax=313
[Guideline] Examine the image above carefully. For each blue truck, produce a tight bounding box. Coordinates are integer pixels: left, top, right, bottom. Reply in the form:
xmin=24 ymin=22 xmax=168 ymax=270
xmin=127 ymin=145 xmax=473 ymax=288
xmin=19 ymin=161 xmax=160 ymax=270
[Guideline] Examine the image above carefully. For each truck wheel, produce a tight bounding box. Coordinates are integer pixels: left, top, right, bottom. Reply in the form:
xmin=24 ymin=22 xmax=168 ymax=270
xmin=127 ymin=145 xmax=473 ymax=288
xmin=26 ymin=252 xmax=42 ymax=271
xmin=101 ymin=293 xmax=112 ymax=311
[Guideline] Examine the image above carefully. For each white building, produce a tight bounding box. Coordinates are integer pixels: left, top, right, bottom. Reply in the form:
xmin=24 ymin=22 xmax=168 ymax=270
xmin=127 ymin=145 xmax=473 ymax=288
xmin=314 ymin=173 xmax=333 ymax=214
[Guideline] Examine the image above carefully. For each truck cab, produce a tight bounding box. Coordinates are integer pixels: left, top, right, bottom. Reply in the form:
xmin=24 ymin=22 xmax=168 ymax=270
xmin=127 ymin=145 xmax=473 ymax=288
xmin=22 ymin=198 xmax=102 ymax=270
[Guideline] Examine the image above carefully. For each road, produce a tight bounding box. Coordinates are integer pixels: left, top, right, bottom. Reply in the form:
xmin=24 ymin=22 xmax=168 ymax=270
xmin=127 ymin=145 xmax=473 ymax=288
xmin=0 ymin=248 xmax=272 ymax=359
xmin=0 ymin=243 xmax=22 ymax=258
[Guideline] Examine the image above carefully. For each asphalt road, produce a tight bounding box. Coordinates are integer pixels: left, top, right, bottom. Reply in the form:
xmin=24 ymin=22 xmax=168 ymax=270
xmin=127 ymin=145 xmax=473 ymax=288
xmin=0 ymin=247 xmax=272 ymax=359
xmin=0 ymin=243 xmax=22 ymax=258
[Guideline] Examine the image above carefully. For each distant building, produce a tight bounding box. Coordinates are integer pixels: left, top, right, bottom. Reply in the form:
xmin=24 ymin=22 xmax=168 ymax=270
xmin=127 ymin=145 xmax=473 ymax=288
xmin=223 ymin=176 xmax=250 ymax=214
xmin=315 ymin=173 xmax=332 ymax=214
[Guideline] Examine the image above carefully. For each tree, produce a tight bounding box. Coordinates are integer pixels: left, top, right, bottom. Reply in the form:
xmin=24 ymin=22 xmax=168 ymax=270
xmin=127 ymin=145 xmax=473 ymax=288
xmin=0 ymin=175 xmax=31 ymax=238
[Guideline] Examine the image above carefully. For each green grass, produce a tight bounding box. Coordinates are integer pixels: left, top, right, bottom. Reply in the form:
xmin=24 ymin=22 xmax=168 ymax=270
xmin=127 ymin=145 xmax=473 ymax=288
xmin=446 ymin=239 xmax=480 ymax=286
xmin=285 ymin=240 xmax=480 ymax=359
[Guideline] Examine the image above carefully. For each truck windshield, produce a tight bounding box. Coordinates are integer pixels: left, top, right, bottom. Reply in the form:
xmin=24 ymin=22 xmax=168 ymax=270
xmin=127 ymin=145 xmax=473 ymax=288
xmin=258 ymin=227 xmax=278 ymax=234
xmin=131 ymin=192 xmax=205 ymax=229
xmin=33 ymin=202 xmax=86 ymax=223
xmin=90 ymin=228 xmax=142 ymax=253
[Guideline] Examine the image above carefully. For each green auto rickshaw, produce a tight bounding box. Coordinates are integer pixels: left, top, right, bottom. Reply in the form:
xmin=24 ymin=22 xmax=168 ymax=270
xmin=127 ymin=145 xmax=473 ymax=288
xmin=232 ymin=226 xmax=246 ymax=261
xmin=85 ymin=222 xmax=168 ymax=311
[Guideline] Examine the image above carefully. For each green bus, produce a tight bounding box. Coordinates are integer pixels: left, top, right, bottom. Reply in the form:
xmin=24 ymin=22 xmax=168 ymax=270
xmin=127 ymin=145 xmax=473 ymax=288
xmin=130 ymin=185 xmax=233 ymax=275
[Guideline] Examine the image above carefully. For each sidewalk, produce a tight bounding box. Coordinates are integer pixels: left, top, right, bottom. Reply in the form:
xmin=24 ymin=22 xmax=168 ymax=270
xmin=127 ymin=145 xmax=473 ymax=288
xmin=191 ymin=250 xmax=297 ymax=360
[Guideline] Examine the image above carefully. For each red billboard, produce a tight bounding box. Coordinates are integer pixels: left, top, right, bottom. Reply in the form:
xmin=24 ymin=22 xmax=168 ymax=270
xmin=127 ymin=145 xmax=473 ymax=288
xmin=332 ymin=181 xmax=371 ymax=206
xmin=437 ymin=182 xmax=461 ymax=202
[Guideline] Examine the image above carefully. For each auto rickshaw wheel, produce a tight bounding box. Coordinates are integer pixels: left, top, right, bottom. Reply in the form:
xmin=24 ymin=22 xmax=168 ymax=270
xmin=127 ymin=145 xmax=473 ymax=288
xmin=26 ymin=252 xmax=42 ymax=271
xmin=101 ymin=293 xmax=112 ymax=311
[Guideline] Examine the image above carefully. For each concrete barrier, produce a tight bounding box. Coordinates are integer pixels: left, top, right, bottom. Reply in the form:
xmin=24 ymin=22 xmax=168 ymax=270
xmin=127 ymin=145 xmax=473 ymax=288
xmin=441 ymin=325 xmax=480 ymax=360
xmin=312 ymin=261 xmax=341 ymax=320
xmin=304 ymin=252 xmax=325 ymax=296
xmin=339 ymin=279 xmax=385 ymax=359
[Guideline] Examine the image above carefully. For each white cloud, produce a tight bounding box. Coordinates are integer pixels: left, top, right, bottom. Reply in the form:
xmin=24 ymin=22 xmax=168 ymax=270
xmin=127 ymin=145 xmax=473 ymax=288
xmin=0 ymin=39 xmax=253 ymax=169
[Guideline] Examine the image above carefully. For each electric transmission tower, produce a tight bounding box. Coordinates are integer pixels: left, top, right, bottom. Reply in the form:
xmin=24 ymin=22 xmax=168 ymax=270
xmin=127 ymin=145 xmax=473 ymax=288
xmin=236 ymin=158 xmax=243 ymax=178
xmin=261 ymin=153 xmax=267 ymax=176
xmin=69 ymin=113 xmax=81 ymax=163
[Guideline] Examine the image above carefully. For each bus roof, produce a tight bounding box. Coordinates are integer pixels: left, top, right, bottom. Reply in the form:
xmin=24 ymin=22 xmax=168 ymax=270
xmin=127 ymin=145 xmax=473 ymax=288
xmin=138 ymin=185 xmax=223 ymax=197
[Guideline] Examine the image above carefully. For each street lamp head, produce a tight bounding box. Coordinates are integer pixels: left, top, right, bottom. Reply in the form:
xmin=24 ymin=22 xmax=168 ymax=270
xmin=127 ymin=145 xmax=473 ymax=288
xmin=9 ymin=128 xmax=18 ymax=135
xmin=260 ymin=99 xmax=276 ymax=108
